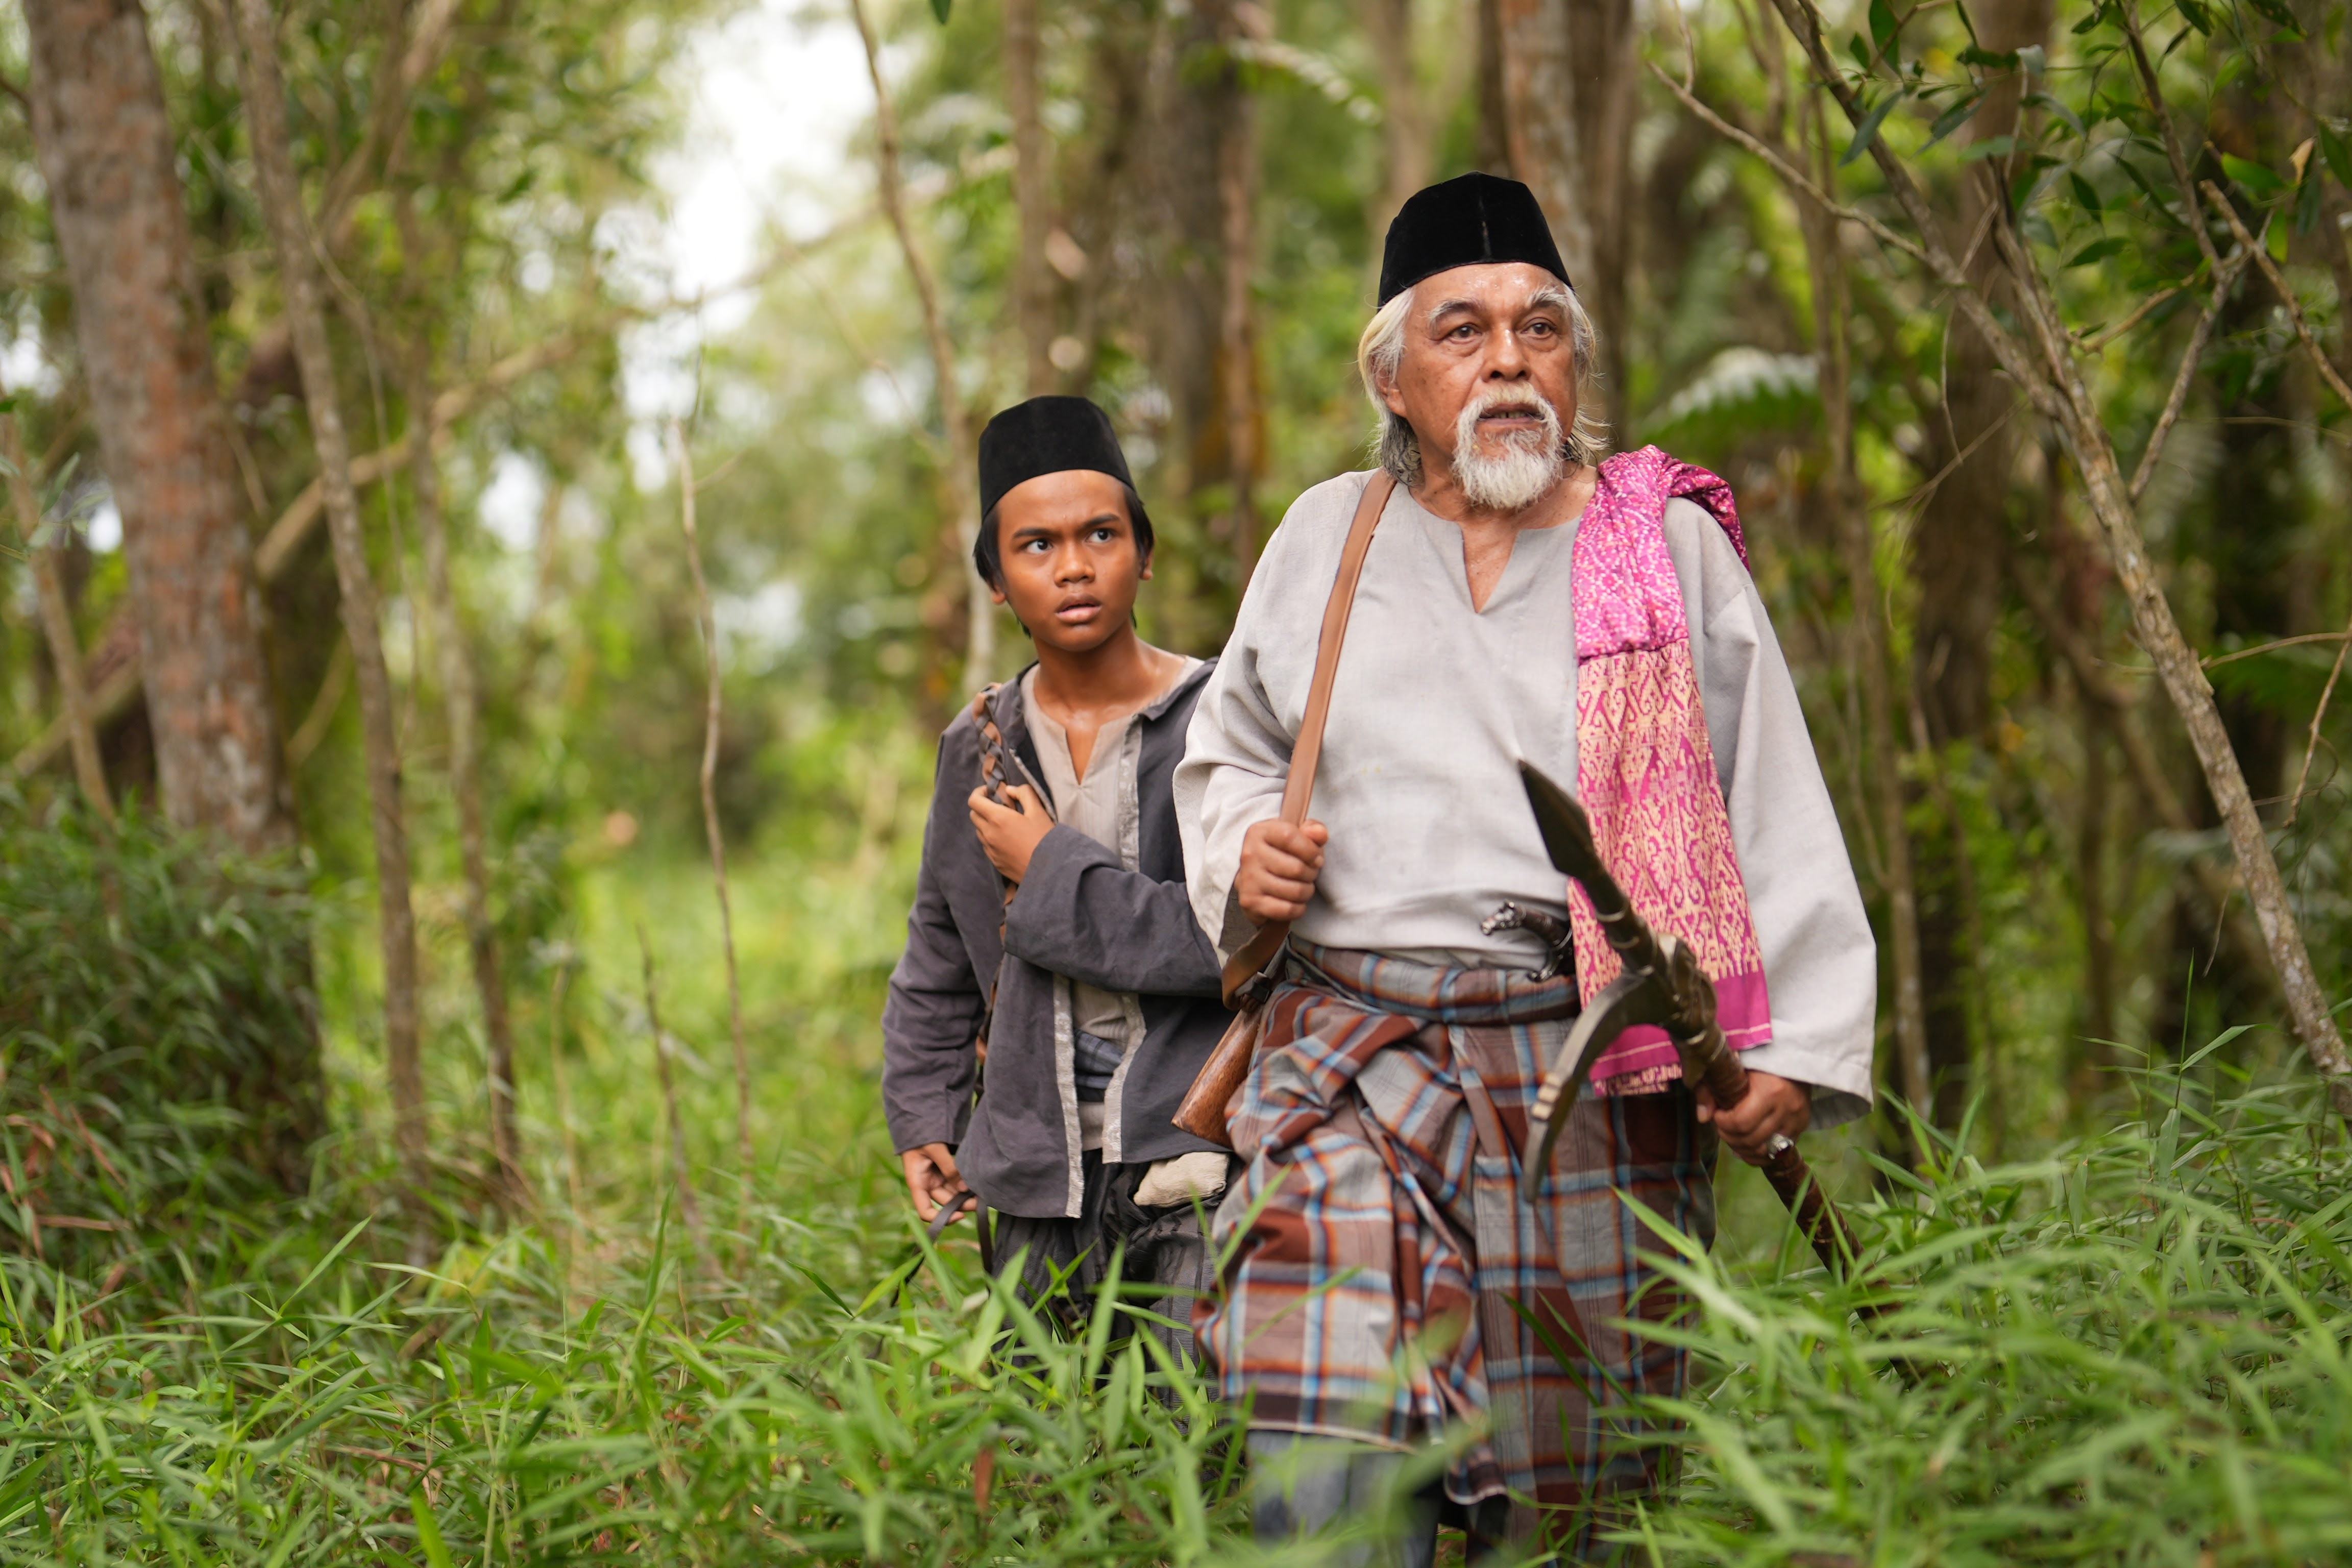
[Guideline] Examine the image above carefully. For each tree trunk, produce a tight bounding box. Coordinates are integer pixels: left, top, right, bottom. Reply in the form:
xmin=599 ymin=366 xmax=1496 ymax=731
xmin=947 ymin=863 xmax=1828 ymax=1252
xmin=1004 ymin=0 xmax=1056 ymax=397
xmin=1907 ymin=0 xmax=2049 ymax=1126
xmin=22 ymin=0 xmax=291 ymax=854
xmin=671 ymin=423 xmax=754 ymax=1177
xmin=1363 ymin=0 xmax=1432 ymax=273
xmin=230 ymin=0 xmax=428 ymax=1184
xmin=409 ymin=354 xmax=519 ymax=1202
xmin=1480 ymin=0 xmax=1637 ymax=416
xmin=4 ymin=396 xmax=115 ymax=825
xmin=1758 ymin=0 xmax=2352 ymax=1122
xmin=1213 ymin=0 xmax=1262 ymax=582
xmin=851 ymin=0 xmax=993 ymax=689
xmin=1795 ymin=118 xmax=1934 ymax=1126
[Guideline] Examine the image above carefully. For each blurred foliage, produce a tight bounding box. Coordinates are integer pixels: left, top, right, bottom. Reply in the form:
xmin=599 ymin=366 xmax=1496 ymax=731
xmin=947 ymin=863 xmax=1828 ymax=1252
xmin=0 ymin=792 xmax=320 ymax=1267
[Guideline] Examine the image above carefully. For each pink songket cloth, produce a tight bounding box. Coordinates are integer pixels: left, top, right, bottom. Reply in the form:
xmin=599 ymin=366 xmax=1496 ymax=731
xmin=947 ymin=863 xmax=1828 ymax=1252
xmin=1573 ymin=446 xmax=1772 ymax=1094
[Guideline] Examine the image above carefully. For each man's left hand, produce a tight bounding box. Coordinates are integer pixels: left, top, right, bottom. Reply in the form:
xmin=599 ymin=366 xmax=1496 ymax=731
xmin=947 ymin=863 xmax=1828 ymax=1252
xmin=969 ymin=784 xmax=1051 ymax=884
xmin=1695 ymin=1070 xmax=1811 ymax=1165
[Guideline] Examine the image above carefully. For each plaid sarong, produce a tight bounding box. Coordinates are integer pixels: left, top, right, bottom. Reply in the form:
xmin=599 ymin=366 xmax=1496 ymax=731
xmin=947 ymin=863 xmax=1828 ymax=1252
xmin=1196 ymin=941 xmax=1715 ymax=1543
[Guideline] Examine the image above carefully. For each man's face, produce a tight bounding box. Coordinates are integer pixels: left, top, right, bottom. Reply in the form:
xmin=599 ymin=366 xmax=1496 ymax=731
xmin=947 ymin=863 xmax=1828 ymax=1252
xmin=989 ymin=468 xmax=1148 ymax=654
xmin=1379 ymin=261 xmax=1579 ymax=509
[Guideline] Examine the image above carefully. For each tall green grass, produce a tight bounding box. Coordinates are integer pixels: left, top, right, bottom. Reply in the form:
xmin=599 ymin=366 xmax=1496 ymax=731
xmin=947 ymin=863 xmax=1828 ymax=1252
xmin=5 ymin=804 xmax=2347 ymax=1565
xmin=1626 ymin=1060 xmax=2352 ymax=1566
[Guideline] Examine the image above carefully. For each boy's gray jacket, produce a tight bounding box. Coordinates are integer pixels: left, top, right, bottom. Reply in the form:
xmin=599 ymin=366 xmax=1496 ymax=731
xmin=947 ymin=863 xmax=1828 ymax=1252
xmin=882 ymin=660 xmax=1232 ymax=1219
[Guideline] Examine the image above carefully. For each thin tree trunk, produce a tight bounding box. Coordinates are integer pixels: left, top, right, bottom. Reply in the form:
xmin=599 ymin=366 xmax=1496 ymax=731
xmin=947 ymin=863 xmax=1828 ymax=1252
xmin=638 ymin=928 xmax=702 ymax=1234
xmin=1482 ymin=0 xmax=1637 ymax=413
xmin=4 ymin=396 xmax=113 ymax=824
xmin=1760 ymin=0 xmax=2352 ymax=1122
xmin=408 ymin=352 xmax=519 ymax=1202
xmin=1004 ymin=0 xmax=1056 ymax=396
xmin=22 ymin=0 xmax=290 ymax=853
xmin=2073 ymin=700 xmax=2118 ymax=1097
xmin=1364 ymin=0 xmax=1432 ymax=244
xmin=1214 ymin=0 xmax=1262 ymax=583
xmin=1798 ymin=108 xmax=1933 ymax=1124
xmin=1905 ymin=0 xmax=2051 ymax=1126
xmin=850 ymin=0 xmax=993 ymax=689
xmin=671 ymin=422 xmax=754 ymax=1175
xmin=230 ymin=0 xmax=428 ymax=1181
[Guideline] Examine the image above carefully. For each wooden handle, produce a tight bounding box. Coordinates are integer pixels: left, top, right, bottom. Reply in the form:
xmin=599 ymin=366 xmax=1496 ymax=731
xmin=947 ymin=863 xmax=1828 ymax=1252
xmin=1171 ymin=1000 xmax=1266 ymax=1148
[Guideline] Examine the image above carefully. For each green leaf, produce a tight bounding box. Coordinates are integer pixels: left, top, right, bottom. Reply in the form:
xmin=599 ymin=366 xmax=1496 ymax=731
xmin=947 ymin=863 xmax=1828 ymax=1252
xmin=928 ymin=0 xmax=952 ymax=19
xmin=2067 ymin=235 xmax=2130 ymax=266
xmin=1957 ymin=44 xmax=2020 ymax=67
xmin=2296 ymin=163 xmax=2324 ymax=234
xmin=409 ymin=1490 xmax=455 ymax=1568
xmin=2222 ymin=153 xmax=2286 ymax=193
xmin=1870 ymin=0 xmax=1900 ymax=63
xmin=2269 ymin=215 xmax=2290 ymax=261
xmin=2069 ymin=172 xmax=2105 ymax=214
xmin=1841 ymin=89 xmax=1906 ymax=166
xmin=2177 ymin=0 xmax=2213 ymax=32
xmin=2242 ymin=0 xmax=2301 ymax=31
xmin=2321 ymin=126 xmax=2351 ymax=189
xmin=1925 ymin=91 xmax=1983 ymax=147
xmin=2026 ymin=89 xmax=2082 ymax=138
xmin=1848 ymin=31 xmax=1874 ymax=71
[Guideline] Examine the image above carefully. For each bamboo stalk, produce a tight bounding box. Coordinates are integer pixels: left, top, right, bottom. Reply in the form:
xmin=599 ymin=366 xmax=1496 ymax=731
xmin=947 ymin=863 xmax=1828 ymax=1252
xmin=670 ymin=421 xmax=754 ymax=1176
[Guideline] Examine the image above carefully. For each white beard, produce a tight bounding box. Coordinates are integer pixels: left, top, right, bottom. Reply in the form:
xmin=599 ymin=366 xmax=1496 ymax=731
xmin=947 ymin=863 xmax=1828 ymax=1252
xmin=1451 ymin=383 xmax=1567 ymax=513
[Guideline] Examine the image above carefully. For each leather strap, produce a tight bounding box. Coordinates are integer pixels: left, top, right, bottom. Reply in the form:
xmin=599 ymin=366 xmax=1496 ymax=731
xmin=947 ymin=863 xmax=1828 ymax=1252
xmin=1218 ymin=470 xmax=1398 ymax=1003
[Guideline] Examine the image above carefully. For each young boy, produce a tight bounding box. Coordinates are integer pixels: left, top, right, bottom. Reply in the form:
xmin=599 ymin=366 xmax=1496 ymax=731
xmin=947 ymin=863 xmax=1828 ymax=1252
xmin=882 ymin=396 xmax=1232 ymax=1335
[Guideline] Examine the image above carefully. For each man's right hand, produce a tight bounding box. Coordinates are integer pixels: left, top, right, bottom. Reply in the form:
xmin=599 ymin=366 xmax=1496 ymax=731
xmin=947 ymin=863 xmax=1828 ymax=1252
xmin=902 ymin=1143 xmax=967 ymax=1223
xmin=1237 ymin=818 xmax=1330 ymax=923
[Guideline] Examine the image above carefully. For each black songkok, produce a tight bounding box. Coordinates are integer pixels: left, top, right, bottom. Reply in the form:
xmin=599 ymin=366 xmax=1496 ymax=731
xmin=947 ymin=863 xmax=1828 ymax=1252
xmin=1378 ymin=172 xmax=1570 ymax=306
xmin=977 ymin=396 xmax=1137 ymax=518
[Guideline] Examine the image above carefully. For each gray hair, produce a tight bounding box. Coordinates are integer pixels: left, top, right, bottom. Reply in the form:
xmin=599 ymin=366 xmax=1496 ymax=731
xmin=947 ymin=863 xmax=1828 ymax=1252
xmin=1356 ymin=280 xmax=1610 ymax=487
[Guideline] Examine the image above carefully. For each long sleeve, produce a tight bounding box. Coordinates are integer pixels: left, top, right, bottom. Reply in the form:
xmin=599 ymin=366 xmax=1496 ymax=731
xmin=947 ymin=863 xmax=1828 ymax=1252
xmin=1174 ymin=480 xmax=1353 ymax=967
xmin=1003 ymin=826 xmax=1227 ymax=998
xmin=880 ymin=744 xmax=989 ymax=1153
xmin=1667 ymin=500 xmax=1877 ymax=1128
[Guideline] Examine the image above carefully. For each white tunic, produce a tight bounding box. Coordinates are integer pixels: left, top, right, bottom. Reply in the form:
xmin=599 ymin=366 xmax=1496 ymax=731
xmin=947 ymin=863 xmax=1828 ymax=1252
xmin=1174 ymin=472 xmax=1878 ymax=1126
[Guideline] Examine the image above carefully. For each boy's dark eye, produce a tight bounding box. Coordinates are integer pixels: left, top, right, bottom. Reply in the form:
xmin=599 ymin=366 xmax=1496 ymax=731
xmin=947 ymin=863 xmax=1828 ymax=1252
xmin=1091 ymin=527 xmax=1116 ymax=543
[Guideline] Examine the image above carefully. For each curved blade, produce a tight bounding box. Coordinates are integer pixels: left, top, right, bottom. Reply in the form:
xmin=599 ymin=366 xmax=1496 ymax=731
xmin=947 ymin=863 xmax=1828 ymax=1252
xmin=1520 ymin=970 xmax=1672 ymax=1202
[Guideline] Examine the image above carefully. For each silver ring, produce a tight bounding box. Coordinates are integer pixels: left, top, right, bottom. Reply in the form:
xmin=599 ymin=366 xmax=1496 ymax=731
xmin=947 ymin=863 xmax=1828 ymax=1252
xmin=1763 ymin=1133 xmax=1795 ymax=1158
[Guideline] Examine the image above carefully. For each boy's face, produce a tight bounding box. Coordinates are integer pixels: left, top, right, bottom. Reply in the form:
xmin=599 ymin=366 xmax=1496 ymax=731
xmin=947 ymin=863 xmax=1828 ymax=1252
xmin=989 ymin=468 xmax=1149 ymax=654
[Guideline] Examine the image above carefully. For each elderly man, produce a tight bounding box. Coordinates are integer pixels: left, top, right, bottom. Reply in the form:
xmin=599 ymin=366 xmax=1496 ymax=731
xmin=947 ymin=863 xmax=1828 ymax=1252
xmin=1175 ymin=173 xmax=1875 ymax=1557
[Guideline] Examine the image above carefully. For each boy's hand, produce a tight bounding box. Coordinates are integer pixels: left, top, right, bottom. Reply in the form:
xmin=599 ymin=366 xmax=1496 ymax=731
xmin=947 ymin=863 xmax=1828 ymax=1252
xmin=969 ymin=784 xmax=1051 ymax=884
xmin=1236 ymin=818 xmax=1329 ymax=923
xmin=902 ymin=1142 xmax=968 ymax=1223
xmin=1695 ymin=1070 xmax=1811 ymax=1164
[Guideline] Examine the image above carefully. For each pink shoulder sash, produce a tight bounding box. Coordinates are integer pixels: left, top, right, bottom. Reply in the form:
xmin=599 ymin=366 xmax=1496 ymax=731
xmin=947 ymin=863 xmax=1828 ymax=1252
xmin=1571 ymin=447 xmax=1771 ymax=1093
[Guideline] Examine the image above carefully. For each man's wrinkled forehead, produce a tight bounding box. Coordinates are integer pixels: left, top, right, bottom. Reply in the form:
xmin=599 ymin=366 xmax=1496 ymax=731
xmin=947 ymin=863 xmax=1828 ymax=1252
xmin=1415 ymin=262 xmax=1572 ymax=324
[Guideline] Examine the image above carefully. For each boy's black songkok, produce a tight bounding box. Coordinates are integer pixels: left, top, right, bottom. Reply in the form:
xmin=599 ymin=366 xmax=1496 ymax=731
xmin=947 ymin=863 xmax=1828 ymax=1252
xmin=978 ymin=396 xmax=1138 ymax=518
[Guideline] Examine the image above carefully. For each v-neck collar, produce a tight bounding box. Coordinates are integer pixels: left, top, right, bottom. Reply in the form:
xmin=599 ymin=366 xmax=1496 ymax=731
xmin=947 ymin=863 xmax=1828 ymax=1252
xmin=1405 ymin=487 xmax=1575 ymax=618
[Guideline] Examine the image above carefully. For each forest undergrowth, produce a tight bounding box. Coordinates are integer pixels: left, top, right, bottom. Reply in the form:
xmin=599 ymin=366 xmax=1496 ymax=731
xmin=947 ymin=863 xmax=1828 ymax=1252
xmin=6 ymin=803 xmax=2352 ymax=1567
